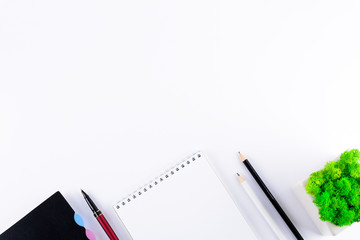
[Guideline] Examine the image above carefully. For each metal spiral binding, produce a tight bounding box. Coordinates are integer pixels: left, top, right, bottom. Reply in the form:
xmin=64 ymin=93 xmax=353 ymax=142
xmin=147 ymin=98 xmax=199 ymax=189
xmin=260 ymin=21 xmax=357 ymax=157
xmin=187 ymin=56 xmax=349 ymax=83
xmin=115 ymin=153 xmax=202 ymax=210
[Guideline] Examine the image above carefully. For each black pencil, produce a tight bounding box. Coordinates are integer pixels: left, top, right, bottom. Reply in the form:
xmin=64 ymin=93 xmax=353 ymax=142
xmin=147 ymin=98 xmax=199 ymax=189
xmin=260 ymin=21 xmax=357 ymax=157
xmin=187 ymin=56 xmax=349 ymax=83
xmin=239 ymin=152 xmax=304 ymax=240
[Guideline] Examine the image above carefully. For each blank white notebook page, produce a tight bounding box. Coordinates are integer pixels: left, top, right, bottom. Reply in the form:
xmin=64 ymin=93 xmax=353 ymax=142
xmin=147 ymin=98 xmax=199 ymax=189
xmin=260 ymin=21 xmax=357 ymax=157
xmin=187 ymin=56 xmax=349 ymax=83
xmin=113 ymin=152 xmax=257 ymax=240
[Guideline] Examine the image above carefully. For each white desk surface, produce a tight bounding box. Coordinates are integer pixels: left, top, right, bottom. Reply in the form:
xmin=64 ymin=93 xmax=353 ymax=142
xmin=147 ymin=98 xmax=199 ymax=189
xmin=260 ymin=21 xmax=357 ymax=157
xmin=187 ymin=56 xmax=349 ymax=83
xmin=1 ymin=1 xmax=360 ymax=239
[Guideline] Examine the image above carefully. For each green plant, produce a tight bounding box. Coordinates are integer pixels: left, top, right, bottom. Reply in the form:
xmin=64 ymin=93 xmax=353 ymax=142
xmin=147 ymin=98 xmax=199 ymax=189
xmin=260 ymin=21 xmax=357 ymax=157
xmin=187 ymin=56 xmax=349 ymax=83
xmin=306 ymin=149 xmax=360 ymax=226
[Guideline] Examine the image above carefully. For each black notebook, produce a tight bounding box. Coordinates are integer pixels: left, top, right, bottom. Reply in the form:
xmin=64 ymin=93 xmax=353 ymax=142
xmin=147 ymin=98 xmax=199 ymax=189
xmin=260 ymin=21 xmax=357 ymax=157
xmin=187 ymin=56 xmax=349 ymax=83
xmin=0 ymin=191 xmax=93 ymax=240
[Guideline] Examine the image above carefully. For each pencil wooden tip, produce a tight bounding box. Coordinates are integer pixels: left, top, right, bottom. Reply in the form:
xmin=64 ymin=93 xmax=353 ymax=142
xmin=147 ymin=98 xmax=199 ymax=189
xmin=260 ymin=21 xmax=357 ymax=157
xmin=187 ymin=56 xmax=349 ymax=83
xmin=238 ymin=152 xmax=247 ymax=162
xmin=237 ymin=173 xmax=246 ymax=183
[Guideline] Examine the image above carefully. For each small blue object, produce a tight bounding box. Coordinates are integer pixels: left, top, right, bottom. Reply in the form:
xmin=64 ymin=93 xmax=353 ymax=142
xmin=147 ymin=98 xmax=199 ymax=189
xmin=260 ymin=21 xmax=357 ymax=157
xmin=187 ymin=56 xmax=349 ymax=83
xmin=74 ymin=213 xmax=84 ymax=227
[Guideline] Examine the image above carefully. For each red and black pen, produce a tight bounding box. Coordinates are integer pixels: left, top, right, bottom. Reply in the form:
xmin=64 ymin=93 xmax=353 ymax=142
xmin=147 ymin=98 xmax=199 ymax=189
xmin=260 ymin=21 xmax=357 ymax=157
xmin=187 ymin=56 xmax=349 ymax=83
xmin=81 ymin=189 xmax=119 ymax=240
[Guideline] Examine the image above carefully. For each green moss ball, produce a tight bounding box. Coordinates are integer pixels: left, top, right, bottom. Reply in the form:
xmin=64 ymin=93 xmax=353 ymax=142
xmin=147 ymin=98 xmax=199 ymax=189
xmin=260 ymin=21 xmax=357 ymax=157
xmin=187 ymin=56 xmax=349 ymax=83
xmin=306 ymin=149 xmax=360 ymax=226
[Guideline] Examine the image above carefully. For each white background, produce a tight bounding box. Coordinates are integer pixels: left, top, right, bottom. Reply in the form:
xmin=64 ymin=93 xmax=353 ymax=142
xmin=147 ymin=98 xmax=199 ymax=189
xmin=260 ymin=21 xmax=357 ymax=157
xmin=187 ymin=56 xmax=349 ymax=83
xmin=1 ymin=0 xmax=360 ymax=239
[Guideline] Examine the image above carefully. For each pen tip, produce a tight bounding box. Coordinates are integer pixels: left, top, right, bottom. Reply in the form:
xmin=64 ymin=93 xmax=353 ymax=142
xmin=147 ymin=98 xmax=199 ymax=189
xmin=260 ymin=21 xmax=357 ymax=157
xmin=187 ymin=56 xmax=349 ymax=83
xmin=80 ymin=189 xmax=86 ymax=196
xmin=236 ymin=173 xmax=240 ymax=176
xmin=238 ymin=152 xmax=247 ymax=162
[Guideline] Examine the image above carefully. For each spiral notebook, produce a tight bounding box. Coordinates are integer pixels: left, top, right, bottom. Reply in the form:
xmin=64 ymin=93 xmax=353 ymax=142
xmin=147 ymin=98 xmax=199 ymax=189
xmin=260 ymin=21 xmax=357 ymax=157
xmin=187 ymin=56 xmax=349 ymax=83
xmin=113 ymin=152 xmax=257 ymax=240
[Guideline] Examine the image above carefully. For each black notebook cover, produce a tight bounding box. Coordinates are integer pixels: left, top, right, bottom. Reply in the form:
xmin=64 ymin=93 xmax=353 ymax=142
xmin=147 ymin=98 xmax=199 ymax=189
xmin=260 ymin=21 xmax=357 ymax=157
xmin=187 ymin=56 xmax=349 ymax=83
xmin=0 ymin=191 xmax=89 ymax=240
